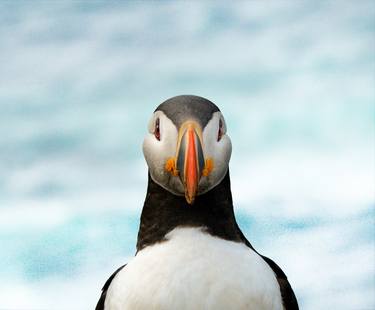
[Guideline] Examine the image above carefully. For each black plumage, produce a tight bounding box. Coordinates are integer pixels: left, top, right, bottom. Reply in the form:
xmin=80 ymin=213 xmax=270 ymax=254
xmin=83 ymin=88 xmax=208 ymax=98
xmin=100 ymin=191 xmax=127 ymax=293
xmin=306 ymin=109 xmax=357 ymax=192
xmin=156 ymin=95 xmax=219 ymax=128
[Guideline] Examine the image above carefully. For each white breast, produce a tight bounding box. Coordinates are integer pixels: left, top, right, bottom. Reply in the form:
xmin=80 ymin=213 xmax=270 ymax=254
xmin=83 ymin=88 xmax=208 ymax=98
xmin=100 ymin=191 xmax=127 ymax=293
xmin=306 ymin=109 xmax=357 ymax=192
xmin=105 ymin=227 xmax=283 ymax=310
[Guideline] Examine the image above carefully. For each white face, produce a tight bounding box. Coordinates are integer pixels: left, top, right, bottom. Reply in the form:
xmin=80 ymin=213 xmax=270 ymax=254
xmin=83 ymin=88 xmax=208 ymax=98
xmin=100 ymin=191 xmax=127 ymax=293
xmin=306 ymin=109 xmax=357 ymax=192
xmin=143 ymin=110 xmax=232 ymax=203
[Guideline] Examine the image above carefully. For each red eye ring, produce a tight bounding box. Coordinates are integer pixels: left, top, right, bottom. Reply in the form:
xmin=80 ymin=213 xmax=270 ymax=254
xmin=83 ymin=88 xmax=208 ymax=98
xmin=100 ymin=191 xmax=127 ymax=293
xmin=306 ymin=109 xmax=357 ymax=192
xmin=154 ymin=118 xmax=161 ymax=141
xmin=218 ymin=118 xmax=223 ymax=141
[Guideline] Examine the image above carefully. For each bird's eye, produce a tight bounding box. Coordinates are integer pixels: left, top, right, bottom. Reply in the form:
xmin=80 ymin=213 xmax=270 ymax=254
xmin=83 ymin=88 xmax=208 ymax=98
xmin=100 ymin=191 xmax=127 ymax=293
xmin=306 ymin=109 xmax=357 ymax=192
xmin=218 ymin=118 xmax=224 ymax=141
xmin=154 ymin=118 xmax=161 ymax=141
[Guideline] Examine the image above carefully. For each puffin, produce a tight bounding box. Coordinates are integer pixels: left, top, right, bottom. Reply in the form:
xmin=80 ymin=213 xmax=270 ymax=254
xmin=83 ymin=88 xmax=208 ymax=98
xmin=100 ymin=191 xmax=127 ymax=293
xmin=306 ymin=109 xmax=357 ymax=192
xmin=96 ymin=95 xmax=298 ymax=310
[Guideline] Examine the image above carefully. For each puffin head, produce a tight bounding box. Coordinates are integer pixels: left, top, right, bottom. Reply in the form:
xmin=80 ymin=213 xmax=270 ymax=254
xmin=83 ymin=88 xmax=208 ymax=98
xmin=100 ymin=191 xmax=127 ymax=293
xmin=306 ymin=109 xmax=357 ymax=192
xmin=143 ymin=95 xmax=232 ymax=204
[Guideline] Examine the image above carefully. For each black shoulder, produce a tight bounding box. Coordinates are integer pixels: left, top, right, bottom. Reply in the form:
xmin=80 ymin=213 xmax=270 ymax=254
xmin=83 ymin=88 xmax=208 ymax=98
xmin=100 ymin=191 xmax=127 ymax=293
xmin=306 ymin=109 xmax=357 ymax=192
xmin=234 ymin=222 xmax=298 ymax=309
xmin=95 ymin=265 xmax=126 ymax=310
xmin=260 ymin=255 xmax=299 ymax=310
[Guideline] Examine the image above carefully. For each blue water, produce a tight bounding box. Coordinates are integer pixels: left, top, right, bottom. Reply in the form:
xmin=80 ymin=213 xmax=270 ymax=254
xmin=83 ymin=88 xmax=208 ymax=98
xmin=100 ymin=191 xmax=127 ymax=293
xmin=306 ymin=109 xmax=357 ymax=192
xmin=0 ymin=1 xmax=374 ymax=309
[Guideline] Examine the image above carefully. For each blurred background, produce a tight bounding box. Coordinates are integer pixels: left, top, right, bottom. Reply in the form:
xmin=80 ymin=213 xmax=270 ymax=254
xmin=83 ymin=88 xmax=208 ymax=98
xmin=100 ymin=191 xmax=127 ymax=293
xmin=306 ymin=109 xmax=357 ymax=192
xmin=0 ymin=1 xmax=374 ymax=309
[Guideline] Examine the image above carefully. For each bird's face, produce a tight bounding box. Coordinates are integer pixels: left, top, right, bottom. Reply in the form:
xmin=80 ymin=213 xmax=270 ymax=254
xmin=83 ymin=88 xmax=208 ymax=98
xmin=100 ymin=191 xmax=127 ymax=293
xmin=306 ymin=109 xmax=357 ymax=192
xmin=143 ymin=96 xmax=232 ymax=204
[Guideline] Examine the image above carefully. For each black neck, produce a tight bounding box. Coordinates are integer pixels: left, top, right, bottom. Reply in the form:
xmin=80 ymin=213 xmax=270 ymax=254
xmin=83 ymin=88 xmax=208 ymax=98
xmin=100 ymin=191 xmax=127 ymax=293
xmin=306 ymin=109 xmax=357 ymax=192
xmin=136 ymin=170 xmax=244 ymax=252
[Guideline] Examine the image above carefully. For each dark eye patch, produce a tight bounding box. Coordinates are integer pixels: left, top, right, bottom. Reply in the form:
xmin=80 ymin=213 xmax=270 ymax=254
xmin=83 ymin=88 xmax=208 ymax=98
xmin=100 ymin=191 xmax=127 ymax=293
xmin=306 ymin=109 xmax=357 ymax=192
xmin=154 ymin=118 xmax=161 ymax=141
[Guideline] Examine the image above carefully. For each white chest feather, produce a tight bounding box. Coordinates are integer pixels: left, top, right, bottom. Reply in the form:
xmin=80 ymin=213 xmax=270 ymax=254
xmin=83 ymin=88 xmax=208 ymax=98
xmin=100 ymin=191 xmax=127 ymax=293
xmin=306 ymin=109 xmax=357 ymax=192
xmin=105 ymin=227 xmax=283 ymax=310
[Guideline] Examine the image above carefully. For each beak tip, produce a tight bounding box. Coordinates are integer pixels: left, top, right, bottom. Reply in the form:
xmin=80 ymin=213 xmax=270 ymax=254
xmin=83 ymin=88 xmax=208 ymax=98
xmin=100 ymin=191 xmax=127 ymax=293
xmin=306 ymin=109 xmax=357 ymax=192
xmin=185 ymin=193 xmax=195 ymax=205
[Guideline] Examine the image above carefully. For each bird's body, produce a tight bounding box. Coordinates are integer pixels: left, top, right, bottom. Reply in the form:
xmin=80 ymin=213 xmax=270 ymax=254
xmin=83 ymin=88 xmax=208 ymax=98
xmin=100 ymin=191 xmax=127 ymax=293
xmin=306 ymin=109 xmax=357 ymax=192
xmin=105 ymin=227 xmax=282 ymax=310
xmin=96 ymin=96 xmax=298 ymax=310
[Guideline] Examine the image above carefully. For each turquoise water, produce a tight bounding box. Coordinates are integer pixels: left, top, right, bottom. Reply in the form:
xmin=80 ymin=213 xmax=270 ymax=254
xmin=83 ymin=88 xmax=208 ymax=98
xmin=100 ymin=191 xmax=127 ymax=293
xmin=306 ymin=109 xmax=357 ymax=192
xmin=0 ymin=1 xmax=374 ymax=309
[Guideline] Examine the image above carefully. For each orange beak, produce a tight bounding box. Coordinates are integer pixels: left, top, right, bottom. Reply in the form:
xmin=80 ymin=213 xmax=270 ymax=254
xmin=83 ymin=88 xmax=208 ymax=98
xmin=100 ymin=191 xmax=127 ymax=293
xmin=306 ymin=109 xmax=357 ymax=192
xmin=176 ymin=121 xmax=205 ymax=204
